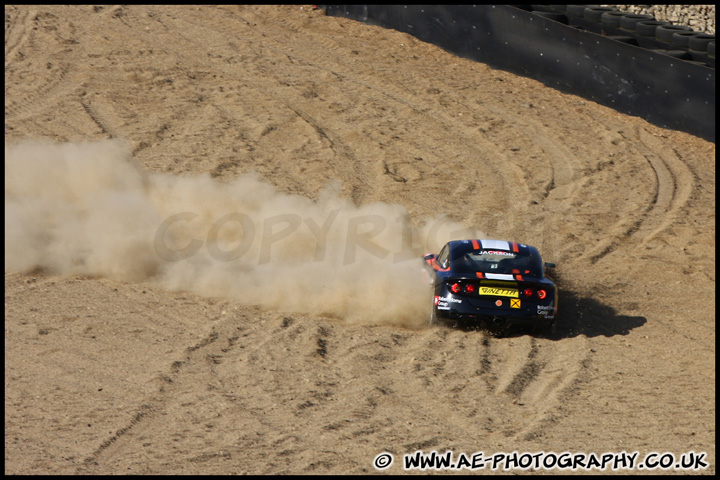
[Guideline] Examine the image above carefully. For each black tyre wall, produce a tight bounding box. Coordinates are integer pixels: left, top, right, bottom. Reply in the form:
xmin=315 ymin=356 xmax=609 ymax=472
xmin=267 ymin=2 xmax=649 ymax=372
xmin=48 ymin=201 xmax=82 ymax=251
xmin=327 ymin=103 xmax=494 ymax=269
xmin=635 ymin=20 xmax=671 ymax=37
xmin=601 ymin=11 xmax=627 ymax=28
xmin=619 ymin=14 xmax=654 ymax=31
xmin=689 ymin=34 xmax=715 ymax=52
xmin=323 ymin=5 xmax=715 ymax=142
xmin=583 ymin=7 xmax=617 ymax=23
xmin=656 ymin=24 xmax=692 ymax=42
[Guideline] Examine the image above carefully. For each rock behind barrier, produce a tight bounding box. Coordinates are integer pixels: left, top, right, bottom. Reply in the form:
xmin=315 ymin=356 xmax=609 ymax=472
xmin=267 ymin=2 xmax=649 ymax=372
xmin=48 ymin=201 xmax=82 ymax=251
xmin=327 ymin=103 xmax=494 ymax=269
xmin=605 ymin=5 xmax=715 ymax=34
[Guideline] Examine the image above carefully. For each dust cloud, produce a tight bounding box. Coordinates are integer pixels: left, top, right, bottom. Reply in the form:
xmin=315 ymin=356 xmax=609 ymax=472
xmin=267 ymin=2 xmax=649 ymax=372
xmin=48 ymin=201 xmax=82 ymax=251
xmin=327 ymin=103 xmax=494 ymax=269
xmin=5 ymin=139 xmax=478 ymax=328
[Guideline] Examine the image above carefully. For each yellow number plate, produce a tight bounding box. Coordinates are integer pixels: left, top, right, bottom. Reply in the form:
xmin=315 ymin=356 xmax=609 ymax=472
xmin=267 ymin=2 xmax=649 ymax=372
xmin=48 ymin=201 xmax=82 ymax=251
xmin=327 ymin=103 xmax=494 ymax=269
xmin=478 ymin=286 xmax=518 ymax=298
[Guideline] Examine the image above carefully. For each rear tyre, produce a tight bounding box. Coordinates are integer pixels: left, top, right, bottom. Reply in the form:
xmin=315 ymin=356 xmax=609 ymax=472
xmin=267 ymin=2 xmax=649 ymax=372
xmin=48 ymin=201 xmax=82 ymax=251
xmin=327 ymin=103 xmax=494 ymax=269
xmin=428 ymin=296 xmax=439 ymax=327
xmin=534 ymin=320 xmax=557 ymax=338
xmin=429 ymin=307 xmax=438 ymax=326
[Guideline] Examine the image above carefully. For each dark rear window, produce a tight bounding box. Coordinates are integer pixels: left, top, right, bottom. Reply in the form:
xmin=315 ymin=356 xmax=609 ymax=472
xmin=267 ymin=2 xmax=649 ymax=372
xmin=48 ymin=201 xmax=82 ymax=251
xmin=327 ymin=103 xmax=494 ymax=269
xmin=450 ymin=246 xmax=542 ymax=277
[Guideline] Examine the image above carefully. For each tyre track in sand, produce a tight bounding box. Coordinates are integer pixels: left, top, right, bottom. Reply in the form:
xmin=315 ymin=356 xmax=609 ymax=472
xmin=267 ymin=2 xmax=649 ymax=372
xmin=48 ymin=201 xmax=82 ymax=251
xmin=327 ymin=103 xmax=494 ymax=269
xmin=159 ymin=8 xmax=601 ymax=444
xmin=30 ymin=7 xmax=590 ymax=470
xmin=484 ymin=333 xmax=590 ymax=443
xmin=571 ymin=114 xmax=695 ymax=266
xmin=477 ymin=99 xmax=591 ymax=260
xmin=630 ymin=127 xmax=695 ymax=247
xmin=123 ymin=6 xmax=369 ymax=200
xmin=5 ymin=5 xmax=715 ymax=475
xmin=4 ymin=8 xmax=81 ymax=125
xmin=193 ymin=6 xmax=515 ymax=212
xmin=4 ymin=7 xmax=113 ymax=142
xmin=75 ymin=306 xmax=590 ymax=473
xmin=76 ymin=305 xmax=235 ymax=474
xmin=4 ymin=7 xmax=35 ymax=68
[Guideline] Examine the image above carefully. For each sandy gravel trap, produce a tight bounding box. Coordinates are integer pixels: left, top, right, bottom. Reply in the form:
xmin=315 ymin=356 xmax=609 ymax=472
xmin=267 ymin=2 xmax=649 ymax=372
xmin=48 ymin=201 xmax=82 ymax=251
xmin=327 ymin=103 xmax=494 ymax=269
xmin=4 ymin=5 xmax=715 ymax=475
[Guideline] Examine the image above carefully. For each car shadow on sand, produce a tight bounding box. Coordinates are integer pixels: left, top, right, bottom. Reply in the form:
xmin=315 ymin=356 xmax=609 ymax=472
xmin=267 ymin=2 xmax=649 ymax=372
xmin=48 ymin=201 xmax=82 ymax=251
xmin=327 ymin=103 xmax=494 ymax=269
xmin=550 ymin=287 xmax=647 ymax=339
xmin=450 ymin=287 xmax=646 ymax=340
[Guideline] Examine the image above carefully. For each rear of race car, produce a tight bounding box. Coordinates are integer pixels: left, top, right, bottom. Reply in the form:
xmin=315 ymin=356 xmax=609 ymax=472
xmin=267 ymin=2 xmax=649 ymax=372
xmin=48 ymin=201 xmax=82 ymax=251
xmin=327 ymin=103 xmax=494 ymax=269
xmin=426 ymin=239 xmax=558 ymax=333
xmin=432 ymin=275 xmax=557 ymax=331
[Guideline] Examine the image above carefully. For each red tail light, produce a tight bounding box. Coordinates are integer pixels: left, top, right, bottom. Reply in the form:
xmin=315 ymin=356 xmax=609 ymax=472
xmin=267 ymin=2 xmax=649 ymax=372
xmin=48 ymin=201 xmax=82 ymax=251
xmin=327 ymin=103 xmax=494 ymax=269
xmin=537 ymin=289 xmax=547 ymax=300
xmin=465 ymin=284 xmax=476 ymax=293
xmin=523 ymin=288 xmax=534 ymax=297
xmin=450 ymin=283 xmax=461 ymax=293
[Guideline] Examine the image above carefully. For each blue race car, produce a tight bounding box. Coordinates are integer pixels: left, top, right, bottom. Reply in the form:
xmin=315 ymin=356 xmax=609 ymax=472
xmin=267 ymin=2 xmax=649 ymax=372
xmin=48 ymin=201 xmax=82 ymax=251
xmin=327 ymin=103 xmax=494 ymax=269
xmin=423 ymin=239 xmax=557 ymax=334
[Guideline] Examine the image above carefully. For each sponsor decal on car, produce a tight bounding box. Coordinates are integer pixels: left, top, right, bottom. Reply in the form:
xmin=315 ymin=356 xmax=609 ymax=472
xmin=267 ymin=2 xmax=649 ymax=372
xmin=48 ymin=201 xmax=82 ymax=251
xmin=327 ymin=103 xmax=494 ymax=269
xmin=478 ymin=286 xmax=518 ymax=298
xmin=439 ymin=296 xmax=462 ymax=304
xmin=537 ymin=304 xmax=554 ymax=316
xmin=436 ymin=295 xmax=461 ymax=311
xmin=477 ymin=250 xmax=515 ymax=256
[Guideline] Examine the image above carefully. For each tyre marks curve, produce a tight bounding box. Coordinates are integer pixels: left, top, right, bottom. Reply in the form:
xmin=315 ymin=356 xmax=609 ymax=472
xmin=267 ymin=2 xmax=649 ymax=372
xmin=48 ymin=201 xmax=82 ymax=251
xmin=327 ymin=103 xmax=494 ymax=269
xmin=4 ymin=7 xmax=34 ymax=67
xmin=488 ymin=334 xmax=590 ymax=441
xmin=579 ymin=125 xmax=695 ymax=264
xmin=5 ymin=7 xmax=79 ymax=122
xmin=76 ymin=327 xmax=222 ymax=473
xmin=633 ymin=127 xmax=695 ymax=246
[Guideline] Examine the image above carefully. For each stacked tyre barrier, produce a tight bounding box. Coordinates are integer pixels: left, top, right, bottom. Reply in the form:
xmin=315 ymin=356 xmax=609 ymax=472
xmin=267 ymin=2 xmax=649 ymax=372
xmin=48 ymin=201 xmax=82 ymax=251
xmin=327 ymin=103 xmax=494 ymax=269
xmin=537 ymin=5 xmax=715 ymax=68
xmin=321 ymin=5 xmax=714 ymax=142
